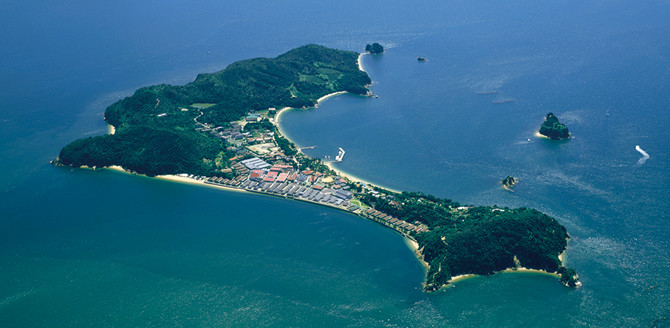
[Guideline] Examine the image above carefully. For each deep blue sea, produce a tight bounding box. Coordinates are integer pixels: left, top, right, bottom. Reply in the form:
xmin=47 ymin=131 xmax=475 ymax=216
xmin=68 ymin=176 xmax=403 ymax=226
xmin=1 ymin=1 xmax=669 ymax=326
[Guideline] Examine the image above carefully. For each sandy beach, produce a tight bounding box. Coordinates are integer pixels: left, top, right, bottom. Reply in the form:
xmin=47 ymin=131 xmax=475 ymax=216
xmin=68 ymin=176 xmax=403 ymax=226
xmin=406 ymin=238 xmax=430 ymax=269
xmin=156 ymin=174 xmax=247 ymax=194
xmin=501 ymin=267 xmax=559 ymax=277
xmin=315 ymin=91 xmax=347 ymax=105
xmin=324 ymin=161 xmax=401 ymax=193
xmin=108 ymin=124 xmax=116 ymax=135
xmin=447 ymin=274 xmax=477 ymax=284
xmin=357 ymin=53 xmax=365 ymax=71
xmin=534 ymin=131 xmax=549 ymax=139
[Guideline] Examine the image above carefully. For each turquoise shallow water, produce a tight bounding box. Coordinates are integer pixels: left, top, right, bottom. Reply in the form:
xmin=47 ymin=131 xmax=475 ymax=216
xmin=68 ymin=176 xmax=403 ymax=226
xmin=1 ymin=0 xmax=669 ymax=326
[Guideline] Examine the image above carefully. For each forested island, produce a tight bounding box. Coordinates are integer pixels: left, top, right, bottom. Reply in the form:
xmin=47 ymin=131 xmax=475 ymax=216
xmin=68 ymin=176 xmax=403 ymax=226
xmin=539 ymin=112 xmax=571 ymax=140
xmin=365 ymin=43 xmax=384 ymax=54
xmin=56 ymin=44 xmax=578 ymax=291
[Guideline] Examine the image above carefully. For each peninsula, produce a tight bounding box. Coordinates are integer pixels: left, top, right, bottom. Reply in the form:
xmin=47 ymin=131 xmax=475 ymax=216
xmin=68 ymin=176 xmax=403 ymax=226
xmin=56 ymin=45 xmax=578 ymax=291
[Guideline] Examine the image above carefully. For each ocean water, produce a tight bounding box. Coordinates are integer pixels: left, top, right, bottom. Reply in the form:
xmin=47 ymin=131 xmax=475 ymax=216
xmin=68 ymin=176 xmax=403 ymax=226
xmin=1 ymin=0 xmax=669 ymax=326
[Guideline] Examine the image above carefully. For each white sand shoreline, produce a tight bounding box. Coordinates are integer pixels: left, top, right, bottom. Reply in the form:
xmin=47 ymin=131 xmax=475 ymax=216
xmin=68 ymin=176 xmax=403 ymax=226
xmin=273 ymin=54 xmax=399 ymax=194
xmin=92 ymin=52 xmax=569 ymax=292
xmin=442 ymin=251 xmax=569 ymax=289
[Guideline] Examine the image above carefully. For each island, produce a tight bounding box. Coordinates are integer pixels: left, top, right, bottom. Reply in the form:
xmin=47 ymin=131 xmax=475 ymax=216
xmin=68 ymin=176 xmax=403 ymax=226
xmin=539 ymin=112 xmax=571 ymax=140
xmin=501 ymin=176 xmax=518 ymax=190
xmin=365 ymin=43 xmax=384 ymax=54
xmin=55 ymin=44 xmax=578 ymax=291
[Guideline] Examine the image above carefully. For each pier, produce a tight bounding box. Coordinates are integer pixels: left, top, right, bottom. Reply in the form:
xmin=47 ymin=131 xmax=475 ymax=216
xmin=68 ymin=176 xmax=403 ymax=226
xmin=335 ymin=148 xmax=345 ymax=162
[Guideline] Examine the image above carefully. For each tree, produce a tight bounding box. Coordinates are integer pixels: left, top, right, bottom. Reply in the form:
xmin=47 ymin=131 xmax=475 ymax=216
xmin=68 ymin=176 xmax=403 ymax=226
xmin=365 ymin=43 xmax=384 ymax=54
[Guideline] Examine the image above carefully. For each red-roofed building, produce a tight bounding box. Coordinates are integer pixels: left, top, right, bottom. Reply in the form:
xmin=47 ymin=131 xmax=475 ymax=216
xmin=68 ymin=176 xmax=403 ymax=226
xmin=287 ymin=173 xmax=298 ymax=181
xmin=263 ymin=171 xmax=278 ymax=182
xmin=276 ymin=172 xmax=288 ymax=182
xmin=249 ymin=170 xmax=264 ymax=181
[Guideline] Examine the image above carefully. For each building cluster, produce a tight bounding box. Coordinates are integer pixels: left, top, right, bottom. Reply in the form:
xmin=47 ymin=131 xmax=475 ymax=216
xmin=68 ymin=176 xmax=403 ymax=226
xmin=190 ymin=110 xmax=432 ymax=238
xmin=363 ymin=208 xmax=429 ymax=235
xmin=205 ymin=157 xmax=360 ymax=212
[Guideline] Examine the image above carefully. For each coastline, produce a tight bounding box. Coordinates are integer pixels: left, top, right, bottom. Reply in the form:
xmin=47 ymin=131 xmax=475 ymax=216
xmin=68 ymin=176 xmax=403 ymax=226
xmin=87 ymin=50 xmax=571 ymax=292
xmin=436 ymin=266 xmax=561 ymax=290
xmin=324 ymin=161 xmax=401 ymax=194
xmin=437 ymin=248 xmax=570 ymax=289
xmin=534 ymin=131 xmax=549 ymax=139
xmin=405 ymin=238 xmax=429 ymax=270
xmin=274 ymin=52 xmax=399 ymax=194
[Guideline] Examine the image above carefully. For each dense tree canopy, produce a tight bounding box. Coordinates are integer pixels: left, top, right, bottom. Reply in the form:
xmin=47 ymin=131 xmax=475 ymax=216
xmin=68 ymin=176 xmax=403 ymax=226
xmin=539 ymin=112 xmax=571 ymax=140
xmin=58 ymin=45 xmax=371 ymax=176
xmin=363 ymin=191 xmax=573 ymax=291
xmin=365 ymin=43 xmax=384 ymax=54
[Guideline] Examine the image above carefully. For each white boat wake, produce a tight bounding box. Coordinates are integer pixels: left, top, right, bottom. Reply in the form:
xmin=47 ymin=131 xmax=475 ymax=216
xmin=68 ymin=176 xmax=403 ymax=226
xmin=635 ymin=145 xmax=650 ymax=165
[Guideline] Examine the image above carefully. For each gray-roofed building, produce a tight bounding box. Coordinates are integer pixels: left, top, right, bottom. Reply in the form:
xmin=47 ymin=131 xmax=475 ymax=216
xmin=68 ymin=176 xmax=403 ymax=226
xmin=241 ymin=157 xmax=271 ymax=170
xmin=333 ymin=190 xmax=354 ymax=200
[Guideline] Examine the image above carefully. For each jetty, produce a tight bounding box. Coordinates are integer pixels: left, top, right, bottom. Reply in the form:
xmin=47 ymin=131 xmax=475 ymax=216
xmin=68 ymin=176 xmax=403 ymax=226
xmin=335 ymin=148 xmax=346 ymax=162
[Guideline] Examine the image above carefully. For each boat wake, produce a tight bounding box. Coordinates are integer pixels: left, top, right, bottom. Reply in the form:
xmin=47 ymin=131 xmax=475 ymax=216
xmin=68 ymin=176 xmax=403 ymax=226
xmin=635 ymin=145 xmax=650 ymax=165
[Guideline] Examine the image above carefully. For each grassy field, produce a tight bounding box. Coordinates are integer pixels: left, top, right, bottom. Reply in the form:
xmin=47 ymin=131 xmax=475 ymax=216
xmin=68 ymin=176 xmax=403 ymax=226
xmin=190 ymin=103 xmax=216 ymax=109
